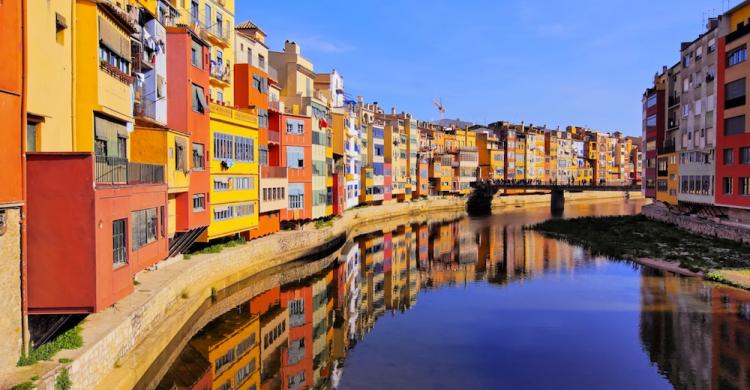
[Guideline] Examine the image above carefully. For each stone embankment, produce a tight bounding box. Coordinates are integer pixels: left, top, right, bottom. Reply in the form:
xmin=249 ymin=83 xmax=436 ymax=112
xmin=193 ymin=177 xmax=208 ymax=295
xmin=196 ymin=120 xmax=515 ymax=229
xmin=8 ymin=191 xmax=637 ymax=390
xmin=642 ymin=202 xmax=750 ymax=245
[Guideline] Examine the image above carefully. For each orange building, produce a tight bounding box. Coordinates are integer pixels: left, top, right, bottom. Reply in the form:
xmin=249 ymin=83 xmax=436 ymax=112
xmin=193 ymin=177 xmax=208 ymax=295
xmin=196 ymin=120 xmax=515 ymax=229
xmin=234 ymin=21 xmax=288 ymax=238
xmin=276 ymin=112 xmax=313 ymax=223
xmin=0 ymin=0 xmax=27 ymax=373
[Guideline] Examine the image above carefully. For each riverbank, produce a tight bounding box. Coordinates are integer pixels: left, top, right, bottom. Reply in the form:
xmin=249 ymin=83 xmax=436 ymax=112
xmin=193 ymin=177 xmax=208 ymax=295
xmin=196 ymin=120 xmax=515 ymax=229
xmin=529 ymin=214 xmax=750 ymax=281
xmin=5 ymin=191 xmax=639 ymax=390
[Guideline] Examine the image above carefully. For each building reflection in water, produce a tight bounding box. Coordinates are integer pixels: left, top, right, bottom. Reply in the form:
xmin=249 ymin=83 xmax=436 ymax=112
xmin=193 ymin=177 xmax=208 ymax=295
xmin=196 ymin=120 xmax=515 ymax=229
xmin=156 ymin=215 xmax=750 ymax=390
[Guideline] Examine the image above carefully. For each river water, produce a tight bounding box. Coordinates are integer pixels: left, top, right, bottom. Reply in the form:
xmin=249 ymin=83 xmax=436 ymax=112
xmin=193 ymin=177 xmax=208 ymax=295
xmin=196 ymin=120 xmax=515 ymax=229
xmin=148 ymin=199 xmax=750 ymax=390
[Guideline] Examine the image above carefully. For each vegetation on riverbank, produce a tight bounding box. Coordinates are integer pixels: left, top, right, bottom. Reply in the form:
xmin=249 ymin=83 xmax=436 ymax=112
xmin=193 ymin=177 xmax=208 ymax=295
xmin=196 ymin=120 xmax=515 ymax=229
xmin=17 ymin=324 xmax=83 ymax=366
xmin=529 ymin=215 xmax=750 ymax=272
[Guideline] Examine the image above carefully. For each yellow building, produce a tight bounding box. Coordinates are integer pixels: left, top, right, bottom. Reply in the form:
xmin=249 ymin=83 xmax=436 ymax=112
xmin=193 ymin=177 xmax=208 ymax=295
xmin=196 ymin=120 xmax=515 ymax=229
xmin=656 ymin=152 xmax=679 ymax=205
xmin=189 ymin=310 xmax=261 ymax=390
xmin=202 ymin=103 xmax=260 ymax=241
xmin=172 ymin=0 xmax=259 ymax=242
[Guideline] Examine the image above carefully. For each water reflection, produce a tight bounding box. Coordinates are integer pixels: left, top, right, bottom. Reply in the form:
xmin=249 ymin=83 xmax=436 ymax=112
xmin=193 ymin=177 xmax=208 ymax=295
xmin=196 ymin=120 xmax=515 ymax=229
xmin=152 ymin=200 xmax=750 ymax=390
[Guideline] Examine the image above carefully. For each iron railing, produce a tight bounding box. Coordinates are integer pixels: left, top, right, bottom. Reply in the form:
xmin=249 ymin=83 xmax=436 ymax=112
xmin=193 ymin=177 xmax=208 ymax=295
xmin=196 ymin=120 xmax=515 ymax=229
xmin=95 ymin=156 xmax=165 ymax=185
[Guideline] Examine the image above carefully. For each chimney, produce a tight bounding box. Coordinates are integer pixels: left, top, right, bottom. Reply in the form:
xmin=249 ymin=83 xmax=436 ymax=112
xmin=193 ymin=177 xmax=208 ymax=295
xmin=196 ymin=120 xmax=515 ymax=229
xmin=707 ymin=17 xmax=719 ymax=30
xmin=358 ymin=95 xmax=363 ymax=106
xmin=284 ymin=40 xmax=300 ymax=54
xmin=391 ymin=107 xmax=396 ymax=115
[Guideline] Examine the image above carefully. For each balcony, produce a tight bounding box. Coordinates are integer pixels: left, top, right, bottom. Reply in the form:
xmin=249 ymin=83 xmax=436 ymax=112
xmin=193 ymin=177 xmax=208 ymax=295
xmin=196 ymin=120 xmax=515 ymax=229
xmin=95 ymin=156 xmax=165 ymax=185
xmin=209 ymin=102 xmax=258 ymax=126
xmin=267 ymin=129 xmax=280 ymax=143
xmin=200 ymin=22 xmax=231 ymax=48
xmin=268 ymin=100 xmax=281 ymax=112
xmin=209 ymin=62 xmax=231 ymax=86
xmin=261 ymin=166 xmax=288 ymax=179
xmin=668 ymin=95 xmax=681 ymax=108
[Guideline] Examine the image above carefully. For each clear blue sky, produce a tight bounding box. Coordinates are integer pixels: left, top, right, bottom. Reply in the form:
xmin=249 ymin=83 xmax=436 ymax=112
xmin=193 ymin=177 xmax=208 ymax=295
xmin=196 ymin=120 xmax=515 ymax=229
xmin=236 ymin=0 xmax=738 ymax=136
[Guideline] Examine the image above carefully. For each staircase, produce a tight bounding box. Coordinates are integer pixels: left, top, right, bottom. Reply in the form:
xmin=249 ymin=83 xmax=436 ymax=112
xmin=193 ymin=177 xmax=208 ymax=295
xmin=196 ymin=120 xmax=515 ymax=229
xmin=169 ymin=226 xmax=207 ymax=257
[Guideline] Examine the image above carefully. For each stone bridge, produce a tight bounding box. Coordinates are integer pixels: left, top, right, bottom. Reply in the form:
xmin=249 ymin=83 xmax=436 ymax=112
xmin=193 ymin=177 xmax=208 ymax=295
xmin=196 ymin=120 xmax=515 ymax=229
xmin=467 ymin=180 xmax=641 ymax=215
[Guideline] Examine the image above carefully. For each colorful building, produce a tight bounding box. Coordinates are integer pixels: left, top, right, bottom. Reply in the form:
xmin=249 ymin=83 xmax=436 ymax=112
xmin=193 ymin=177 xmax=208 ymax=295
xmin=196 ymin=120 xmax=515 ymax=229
xmin=130 ymin=18 xmax=212 ymax=255
xmin=26 ymin=0 xmax=169 ymax=313
xmin=234 ymin=20 xmax=287 ymax=239
xmin=717 ymin=2 xmax=750 ymax=211
xmin=0 ymin=0 xmax=26 ymax=373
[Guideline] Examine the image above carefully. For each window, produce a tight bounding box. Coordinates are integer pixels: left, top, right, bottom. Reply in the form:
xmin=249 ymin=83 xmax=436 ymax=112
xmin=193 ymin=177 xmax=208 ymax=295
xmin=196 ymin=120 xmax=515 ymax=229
xmin=646 ymin=95 xmax=657 ymax=108
xmin=742 ymin=147 xmax=750 ymax=164
xmin=646 ymin=115 xmax=657 ymax=127
xmin=215 ymin=349 xmax=235 ymax=373
xmin=213 ymin=206 xmax=234 ymax=221
xmin=191 ymin=40 xmax=203 ymax=69
xmin=725 ymin=148 xmax=735 ymax=165
xmin=234 ymin=358 xmax=256 ymax=385
xmin=257 ymin=109 xmax=268 ymax=129
xmin=193 ymin=194 xmax=205 ymax=211
xmin=709 ymin=38 xmax=716 ymax=53
xmin=742 ymin=177 xmax=750 ymax=196
xmin=214 ymin=133 xmax=234 ymax=160
xmin=204 ymin=3 xmax=211 ymax=28
xmin=131 ymin=208 xmax=158 ymax=251
xmin=285 ymin=146 xmax=304 ymax=169
xmin=192 ymin=143 xmax=205 ymax=170
xmin=27 ymin=117 xmax=41 ymax=152
xmin=726 ymin=115 xmax=746 ymax=136
xmin=113 ymin=219 xmax=127 ymax=266
xmin=258 ymin=54 xmax=265 ymax=70
xmin=288 ymin=183 xmax=304 ymax=209
xmin=726 ymin=78 xmax=746 ymax=109
xmin=235 ymin=203 xmax=255 ymax=217
xmin=253 ymin=75 xmax=262 ymax=91
xmin=286 ymin=119 xmax=304 ymax=134
xmin=724 ymin=177 xmax=734 ymax=195
xmin=728 ymin=46 xmax=748 ymax=67
xmin=192 ymin=84 xmax=206 ymax=113
xmin=175 ymin=139 xmax=186 ymax=171
xmin=683 ymin=104 xmax=690 ymax=118
xmin=234 ymin=136 xmax=255 ymax=162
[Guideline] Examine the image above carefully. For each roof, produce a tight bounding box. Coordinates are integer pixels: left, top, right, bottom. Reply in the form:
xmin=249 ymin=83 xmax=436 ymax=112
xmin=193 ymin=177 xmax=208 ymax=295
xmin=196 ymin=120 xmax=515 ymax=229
xmin=236 ymin=20 xmax=267 ymax=36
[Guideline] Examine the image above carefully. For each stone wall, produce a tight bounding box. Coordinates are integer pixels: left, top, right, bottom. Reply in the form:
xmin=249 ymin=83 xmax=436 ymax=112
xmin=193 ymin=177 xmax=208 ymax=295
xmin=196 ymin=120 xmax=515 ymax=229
xmin=0 ymin=207 xmax=23 ymax=379
xmin=643 ymin=202 xmax=750 ymax=245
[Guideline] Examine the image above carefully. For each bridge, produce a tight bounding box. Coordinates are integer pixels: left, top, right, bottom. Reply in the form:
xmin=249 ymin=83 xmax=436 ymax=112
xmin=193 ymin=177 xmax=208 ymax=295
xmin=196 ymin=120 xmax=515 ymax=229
xmin=466 ymin=180 xmax=641 ymax=216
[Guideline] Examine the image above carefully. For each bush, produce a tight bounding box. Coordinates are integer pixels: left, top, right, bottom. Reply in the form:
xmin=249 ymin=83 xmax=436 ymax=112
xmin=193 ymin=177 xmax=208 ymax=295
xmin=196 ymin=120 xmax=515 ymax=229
xmin=55 ymin=368 xmax=72 ymax=390
xmin=11 ymin=382 xmax=34 ymax=390
xmin=17 ymin=325 xmax=83 ymax=366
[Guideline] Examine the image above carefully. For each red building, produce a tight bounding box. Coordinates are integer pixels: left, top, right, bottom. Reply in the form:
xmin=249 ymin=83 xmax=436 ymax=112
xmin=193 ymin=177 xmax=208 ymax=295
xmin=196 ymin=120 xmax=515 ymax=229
xmin=165 ymin=26 xmax=211 ymax=252
xmin=716 ymin=14 xmax=750 ymax=210
xmin=642 ymin=76 xmax=666 ymax=199
xmin=280 ymin=283 xmax=313 ymax=389
xmin=276 ymin=111 xmax=313 ymax=223
xmin=27 ymin=153 xmax=168 ymax=313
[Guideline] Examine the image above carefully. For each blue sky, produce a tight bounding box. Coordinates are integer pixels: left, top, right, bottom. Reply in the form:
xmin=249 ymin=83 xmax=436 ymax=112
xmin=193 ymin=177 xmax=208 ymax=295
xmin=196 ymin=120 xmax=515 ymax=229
xmin=237 ymin=0 xmax=737 ymax=136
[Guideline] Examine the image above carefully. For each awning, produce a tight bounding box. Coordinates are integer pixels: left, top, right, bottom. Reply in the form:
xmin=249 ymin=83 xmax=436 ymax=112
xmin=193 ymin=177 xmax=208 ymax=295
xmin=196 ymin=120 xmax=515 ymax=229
xmin=196 ymin=87 xmax=208 ymax=111
xmin=213 ymin=177 xmax=229 ymax=184
xmin=99 ymin=16 xmax=131 ymax=59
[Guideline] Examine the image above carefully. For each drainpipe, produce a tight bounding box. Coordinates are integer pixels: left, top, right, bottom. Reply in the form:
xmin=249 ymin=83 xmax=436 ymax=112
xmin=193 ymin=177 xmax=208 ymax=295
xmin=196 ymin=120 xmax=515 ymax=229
xmin=71 ymin=1 xmax=77 ymax=151
xmin=21 ymin=0 xmax=30 ymax=356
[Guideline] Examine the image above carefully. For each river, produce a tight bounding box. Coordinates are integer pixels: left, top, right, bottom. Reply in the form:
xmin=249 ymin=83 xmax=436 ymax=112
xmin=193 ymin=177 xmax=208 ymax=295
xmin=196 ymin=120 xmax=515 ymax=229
xmin=146 ymin=199 xmax=750 ymax=390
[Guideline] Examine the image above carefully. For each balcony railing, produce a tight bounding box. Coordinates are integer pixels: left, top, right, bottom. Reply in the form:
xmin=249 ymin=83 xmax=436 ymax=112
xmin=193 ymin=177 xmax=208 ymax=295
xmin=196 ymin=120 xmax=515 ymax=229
xmin=210 ymin=62 xmax=231 ymax=84
xmin=668 ymin=95 xmax=681 ymax=108
xmin=261 ymin=166 xmax=288 ymax=179
xmin=95 ymin=156 xmax=165 ymax=185
xmin=267 ymin=130 xmax=280 ymax=143
xmin=268 ymin=100 xmax=281 ymax=112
